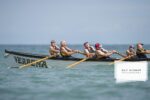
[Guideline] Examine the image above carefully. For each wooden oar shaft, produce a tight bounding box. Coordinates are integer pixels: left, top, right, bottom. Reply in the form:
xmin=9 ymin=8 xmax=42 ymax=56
xmin=67 ymin=58 xmax=88 ymax=68
xmin=116 ymin=52 xmax=126 ymax=57
xmin=78 ymin=51 xmax=85 ymax=55
xmin=116 ymin=55 xmax=131 ymax=62
xmin=109 ymin=55 xmax=134 ymax=65
xmin=19 ymin=56 xmax=50 ymax=69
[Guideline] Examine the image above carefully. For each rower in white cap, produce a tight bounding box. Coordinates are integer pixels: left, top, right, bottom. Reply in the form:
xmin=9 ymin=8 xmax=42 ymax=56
xmin=60 ymin=40 xmax=80 ymax=58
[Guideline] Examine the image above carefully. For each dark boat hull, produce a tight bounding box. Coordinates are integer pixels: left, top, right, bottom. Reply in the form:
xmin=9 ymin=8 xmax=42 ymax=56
xmin=5 ymin=49 xmax=150 ymax=62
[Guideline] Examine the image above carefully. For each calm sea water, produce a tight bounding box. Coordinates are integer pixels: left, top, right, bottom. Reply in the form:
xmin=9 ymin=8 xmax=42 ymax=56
xmin=0 ymin=45 xmax=150 ymax=100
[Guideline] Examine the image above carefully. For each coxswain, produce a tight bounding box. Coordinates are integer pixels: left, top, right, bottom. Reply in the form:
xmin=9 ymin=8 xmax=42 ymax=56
xmin=60 ymin=40 xmax=79 ymax=57
xmin=83 ymin=42 xmax=96 ymax=58
xmin=95 ymin=43 xmax=117 ymax=59
xmin=136 ymin=43 xmax=150 ymax=58
xmin=49 ymin=40 xmax=60 ymax=57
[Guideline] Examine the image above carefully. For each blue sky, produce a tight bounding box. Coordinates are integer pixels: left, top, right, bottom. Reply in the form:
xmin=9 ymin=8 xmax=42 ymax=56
xmin=0 ymin=0 xmax=150 ymax=44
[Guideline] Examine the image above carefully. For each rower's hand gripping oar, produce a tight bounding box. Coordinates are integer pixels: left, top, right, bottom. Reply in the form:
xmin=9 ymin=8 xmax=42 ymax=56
xmin=19 ymin=56 xmax=54 ymax=69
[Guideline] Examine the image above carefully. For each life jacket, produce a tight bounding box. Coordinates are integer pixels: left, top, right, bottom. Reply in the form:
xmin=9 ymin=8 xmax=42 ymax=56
xmin=136 ymin=48 xmax=147 ymax=58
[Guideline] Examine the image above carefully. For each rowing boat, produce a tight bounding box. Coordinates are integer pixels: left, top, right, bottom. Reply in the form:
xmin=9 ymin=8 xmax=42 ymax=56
xmin=4 ymin=49 xmax=150 ymax=68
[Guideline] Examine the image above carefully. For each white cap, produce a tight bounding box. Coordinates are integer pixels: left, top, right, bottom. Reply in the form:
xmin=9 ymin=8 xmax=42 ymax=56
xmin=60 ymin=40 xmax=66 ymax=46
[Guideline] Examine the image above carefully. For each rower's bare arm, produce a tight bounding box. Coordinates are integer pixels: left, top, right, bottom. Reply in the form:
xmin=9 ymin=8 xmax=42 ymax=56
xmin=84 ymin=49 xmax=91 ymax=57
xmin=139 ymin=50 xmax=150 ymax=54
xmin=126 ymin=50 xmax=132 ymax=55
xmin=50 ymin=47 xmax=59 ymax=53
xmin=147 ymin=50 xmax=150 ymax=53
xmin=101 ymin=52 xmax=113 ymax=57
xmin=101 ymin=48 xmax=108 ymax=53
xmin=97 ymin=50 xmax=112 ymax=57
xmin=105 ymin=52 xmax=114 ymax=56
xmin=65 ymin=47 xmax=72 ymax=52
xmin=55 ymin=45 xmax=60 ymax=50
xmin=62 ymin=48 xmax=75 ymax=56
xmin=145 ymin=50 xmax=150 ymax=54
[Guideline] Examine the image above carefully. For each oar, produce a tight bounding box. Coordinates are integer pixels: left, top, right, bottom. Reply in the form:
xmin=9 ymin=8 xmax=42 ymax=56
xmin=77 ymin=51 xmax=85 ymax=55
xmin=109 ymin=55 xmax=134 ymax=65
xmin=67 ymin=57 xmax=88 ymax=68
xmin=19 ymin=56 xmax=53 ymax=69
xmin=115 ymin=52 xmax=126 ymax=57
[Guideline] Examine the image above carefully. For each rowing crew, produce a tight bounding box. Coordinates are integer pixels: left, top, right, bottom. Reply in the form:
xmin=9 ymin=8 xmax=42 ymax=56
xmin=49 ymin=40 xmax=150 ymax=59
xmin=126 ymin=43 xmax=150 ymax=58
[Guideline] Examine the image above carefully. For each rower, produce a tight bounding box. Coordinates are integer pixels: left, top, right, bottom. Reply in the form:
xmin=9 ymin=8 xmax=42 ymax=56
xmin=95 ymin=43 xmax=117 ymax=59
xmin=60 ymin=40 xmax=79 ymax=58
xmin=49 ymin=40 xmax=60 ymax=57
xmin=83 ymin=42 xmax=96 ymax=58
xmin=136 ymin=43 xmax=150 ymax=58
xmin=126 ymin=45 xmax=136 ymax=56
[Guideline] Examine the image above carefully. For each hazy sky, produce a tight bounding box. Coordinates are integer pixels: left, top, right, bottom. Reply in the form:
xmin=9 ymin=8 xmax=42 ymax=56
xmin=0 ymin=0 xmax=150 ymax=44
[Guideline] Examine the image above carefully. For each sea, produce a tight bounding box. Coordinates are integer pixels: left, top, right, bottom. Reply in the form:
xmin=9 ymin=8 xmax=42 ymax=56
xmin=0 ymin=44 xmax=150 ymax=100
